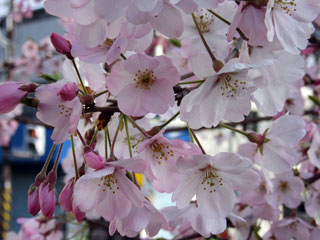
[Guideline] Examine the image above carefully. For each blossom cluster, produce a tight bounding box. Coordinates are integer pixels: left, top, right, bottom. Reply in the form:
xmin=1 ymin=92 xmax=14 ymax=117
xmin=2 ymin=0 xmax=320 ymax=239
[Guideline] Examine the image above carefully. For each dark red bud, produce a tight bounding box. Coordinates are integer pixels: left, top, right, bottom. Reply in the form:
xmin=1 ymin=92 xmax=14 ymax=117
xmin=50 ymin=32 xmax=74 ymax=60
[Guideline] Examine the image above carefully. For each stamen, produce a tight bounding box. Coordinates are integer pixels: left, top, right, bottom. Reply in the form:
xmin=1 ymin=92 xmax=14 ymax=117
xmin=275 ymin=0 xmax=297 ymax=16
xmin=97 ymin=174 xmax=119 ymax=194
xmin=134 ymin=69 xmax=156 ymax=90
xmin=150 ymin=142 xmax=174 ymax=165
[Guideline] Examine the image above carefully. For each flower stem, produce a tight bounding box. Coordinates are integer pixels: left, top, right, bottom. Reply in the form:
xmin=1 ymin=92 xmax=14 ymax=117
xmin=70 ymin=135 xmax=79 ymax=180
xmin=123 ymin=115 xmax=138 ymax=186
xmin=189 ymin=129 xmax=206 ymax=154
xmin=120 ymin=53 xmax=127 ymax=60
xmin=180 ymin=72 xmax=195 ymax=80
xmin=187 ymin=125 xmax=195 ymax=144
xmin=110 ymin=117 xmax=122 ymax=159
xmin=52 ymin=143 xmax=64 ymax=172
xmin=123 ymin=116 xmax=133 ymax=158
xmin=159 ymin=111 xmax=180 ymax=129
xmin=39 ymin=144 xmax=56 ymax=176
xmin=104 ymin=127 xmax=109 ymax=159
xmin=127 ymin=116 xmax=149 ymax=137
xmin=89 ymin=128 xmax=99 ymax=147
xmin=94 ymin=90 xmax=109 ymax=99
xmin=71 ymin=59 xmax=88 ymax=95
xmin=76 ymin=130 xmax=86 ymax=146
xmin=207 ymin=9 xmax=248 ymax=41
xmin=219 ymin=123 xmax=248 ymax=137
xmin=191 ymin=13 xmax=224 ymax=72
xmin=178 ymin=80 xmax=204 ymax=85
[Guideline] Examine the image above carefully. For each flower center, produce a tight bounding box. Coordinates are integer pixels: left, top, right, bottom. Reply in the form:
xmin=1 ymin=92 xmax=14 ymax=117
xmin=219 ymin=74 xmax=247 ymax=98
xmin=97 ymin=174 xmax=119 ymax=194
xmin=279 ymin=181 xmax=289 ymax=192
xmin=150 ymin=141 xmax=174 ymax=165
xmin=195 ymin=9 xmax=214 ymax=33
xmin=275 ymin=0 xmax=297 ymax=16
xmin=58 ymin=104 xmax=72 ymax=118
xmin=134 ymin=69 xmax=156 ymax=90
xmin=99 ymin=38 xmax=114 ymax=50
xmin=201 ymin=166 xmax=223 ymax=193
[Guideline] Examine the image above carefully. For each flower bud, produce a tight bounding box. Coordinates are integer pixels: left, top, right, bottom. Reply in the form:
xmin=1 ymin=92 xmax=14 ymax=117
xmin=57 ymin=82 xmax=78 ymax=101
xmin=39 ymin=181 xmax=56 ymax=218
xmin=246 ymin=132 xmax=266 ymax=147
xmin=59 ymin=179 xmax=74 ymax=212
xmin=73 ymin=202 xmax=86 ymax=223
xmin=50 ymin=32 xmax=73 ymax=60
xmin=0 ymin=82 xmax=27 ymax=114
xmin=84 ymin=151 xmax=106 ymax=170
xmin=28 ymin=185 xmax=40 ymax=216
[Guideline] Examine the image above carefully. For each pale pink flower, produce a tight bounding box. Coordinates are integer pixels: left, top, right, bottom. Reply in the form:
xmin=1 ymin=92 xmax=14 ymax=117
xmin=307 ymin=130 xmax=320 ymax=169
xmin=172 ymin=153 xmax=253 ymax=219
xmin=252 ymin=202 xmax=280 ymax=221
xmin=238 ymin=169 xmax=270 ymax=206
xmin=15 ymin=217 xmax=63 ymax=240
xmin=44 ymin=0 xmax=97 ymax=26
xmin=227 ymin=2 xmax=268 ymax=47
xmin=163 ymin=204 xmax=227 ymax=238
xmin=22 ymin=40 xmax=39 ymax=58
xmin=126 ymin=0 xmax=184 ymax=38
xmin=255 ymin=115 xmax=306 ymax=174
xmin=107 ymin=53 xmax=179 ymax=116
xmin=181 ymin=2 xmax=237 ymax=62
xmin=139 ymin=129 xmax=201 ymax=193
xmin=35 ymin=83 xmax=82 ymax=144
xmin=305 ymin=180 xmax=320 ymax=219
xmin=267 ymin=217 xmax=311 ymax=240
xmin=251 ymin=49 xmax=305 ymax=116
xmin=180 ymin=59 xmax=261 ymax=128
xmin=267 ymin=172 xmax=304 ymax=208
xmin=74 ymin=158 xmax=145 ymax=221
xmin=109 ymin=200 xmax=168 ymax=238
xmin=70 ymin=19 xmax=153 ymax=64
xmin=265 ymin=0 xmax=320 ymax=54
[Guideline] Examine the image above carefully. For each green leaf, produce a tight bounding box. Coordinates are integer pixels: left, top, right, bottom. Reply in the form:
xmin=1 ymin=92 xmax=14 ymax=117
xmin=39 ymin=73 xmax=61 ymax=82
xmin=309 ymin=95 xmax=320 ymax=107
xmin=169 ymin=39 xmax=181 ymax=48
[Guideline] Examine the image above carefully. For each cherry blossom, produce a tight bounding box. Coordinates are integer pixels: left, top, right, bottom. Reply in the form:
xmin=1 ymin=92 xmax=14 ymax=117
xmin=35 ymin=83 xmax=82 ymax=144
xmin=172 ymin=152 xmax=253 ymax=219
xmin=74 ymin=158 xmax=145 ymax=221
xmin=106 ymin=53 xmax=180 ymax=116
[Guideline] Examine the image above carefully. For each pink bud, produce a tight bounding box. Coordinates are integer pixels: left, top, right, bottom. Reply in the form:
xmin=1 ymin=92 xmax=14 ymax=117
xmin=39 ymin=182 xmax=56 ymax=218
xmin=59 ymin=179 xmax=74 ymax=212
xmin=28 ymin=185 xmax=40 ymax=216
xmin=246 ymin=132 xmax=266 ymax=147
xmin=0 ymin=82 xmax=27 ymax=114
xmin=84 ymin=151 xmax=106 ymax=170
xmin=50 ymin=32 xmax=73 ymax=60
xmin=72 ymin=202 xmax=86 ymax=223
xmin=57 ymin=82 xmax=78 ymax=101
